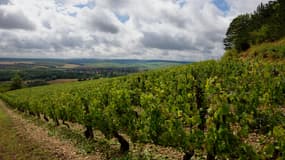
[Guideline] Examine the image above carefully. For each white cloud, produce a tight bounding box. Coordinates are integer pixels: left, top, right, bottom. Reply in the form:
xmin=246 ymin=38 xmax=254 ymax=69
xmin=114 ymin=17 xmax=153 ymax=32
xmin=0 ymin=0 xmax=10 ymax=5
xmin=0 ymin=0 xmax=271 ymax=61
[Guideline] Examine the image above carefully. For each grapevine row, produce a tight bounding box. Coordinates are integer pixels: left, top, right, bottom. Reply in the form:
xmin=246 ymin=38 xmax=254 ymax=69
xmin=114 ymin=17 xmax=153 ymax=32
xmin=1 ymin=59 xmax=284 ymax=159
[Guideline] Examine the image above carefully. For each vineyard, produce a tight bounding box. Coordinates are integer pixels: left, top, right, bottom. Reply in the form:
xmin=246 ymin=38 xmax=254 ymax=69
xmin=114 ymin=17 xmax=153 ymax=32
xmin=1 ymin=58 xmax=284 ymax=159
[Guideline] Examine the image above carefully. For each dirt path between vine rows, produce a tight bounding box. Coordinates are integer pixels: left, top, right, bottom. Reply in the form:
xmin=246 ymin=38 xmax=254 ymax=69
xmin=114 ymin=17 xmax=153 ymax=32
xmin=0 ymin=100 xmax=104 ymax=160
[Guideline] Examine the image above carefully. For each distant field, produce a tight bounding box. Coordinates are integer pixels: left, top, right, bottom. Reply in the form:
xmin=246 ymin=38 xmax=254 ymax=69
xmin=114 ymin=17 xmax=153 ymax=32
xmin=0 ymin=61 xmax=34 ymax=65
xmin=84 ymin=61 xmax=188 ymax=69
xmin=0 ymin=58 xmax=190 ymax=69
xmin=0 ymin=58 xmax=191 ymax=82
xmin=60 ymin=64 xmax=81 ymax=69
xmin=47 ymin=79 xmax=78 ymax=84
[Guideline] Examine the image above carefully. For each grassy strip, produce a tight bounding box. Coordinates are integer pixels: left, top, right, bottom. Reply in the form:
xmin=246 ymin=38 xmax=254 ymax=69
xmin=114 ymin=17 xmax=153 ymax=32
xmin=0 ymin=104 xmax=59 ymax=160
xmin=244 ymin=38 xmax=285 ymax=59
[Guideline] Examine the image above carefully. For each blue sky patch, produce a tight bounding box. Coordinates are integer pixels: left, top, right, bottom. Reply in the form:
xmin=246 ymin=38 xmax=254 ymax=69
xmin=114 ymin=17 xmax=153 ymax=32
xmin=176 ymin=0 xmax=186 ymax=8
xmin=115 ymin=13 xmax=130 ymax=23
xmin=68 ymin=12 xmax=77 ymax=17
xmin=212 ymin=0 xmax=229 ymax=12
xmin=73 ymin=1 xmax=95 ymax=9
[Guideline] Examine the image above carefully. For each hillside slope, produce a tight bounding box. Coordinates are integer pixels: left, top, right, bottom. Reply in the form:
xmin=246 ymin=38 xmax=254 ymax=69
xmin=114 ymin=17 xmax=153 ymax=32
xmin=1 ymin=55 xmax=284 ymax=159
xmin=241 ymin=38 xmax=285 ymax=60
xmin=223 ymin=38 xmax=285 ymax=61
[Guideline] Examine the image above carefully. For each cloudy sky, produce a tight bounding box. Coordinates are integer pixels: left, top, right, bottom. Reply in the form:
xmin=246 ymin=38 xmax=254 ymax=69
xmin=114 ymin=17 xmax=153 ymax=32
xmin=0 ymin=0 xmax=270 ymax=61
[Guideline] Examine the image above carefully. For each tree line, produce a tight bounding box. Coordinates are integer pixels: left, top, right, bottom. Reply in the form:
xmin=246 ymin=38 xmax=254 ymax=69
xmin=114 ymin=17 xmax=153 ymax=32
xmin=224 ymin=0 xmax=285 ymax=52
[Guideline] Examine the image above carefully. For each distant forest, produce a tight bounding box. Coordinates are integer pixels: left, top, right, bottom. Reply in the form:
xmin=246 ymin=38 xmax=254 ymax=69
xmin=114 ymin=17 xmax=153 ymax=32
xmin=224 ymin=0 xmax=285 ymax=52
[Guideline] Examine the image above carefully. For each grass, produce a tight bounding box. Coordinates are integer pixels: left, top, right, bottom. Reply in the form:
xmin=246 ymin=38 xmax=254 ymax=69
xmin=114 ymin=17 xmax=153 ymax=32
xmin=0 ymin=82 xmax=11 ymax=93
xmin=223 ymin=38 xmax=285 ymax=63
xmin=0 ymin=105 xmax=59 ymax=160
xmin=242 ymin=38 xmax=285 ymax=60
